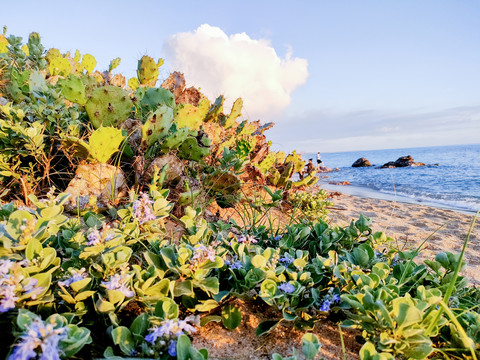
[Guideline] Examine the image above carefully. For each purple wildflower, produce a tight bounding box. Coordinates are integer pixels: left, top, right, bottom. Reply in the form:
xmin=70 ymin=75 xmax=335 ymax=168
xmin=278 ymin=282 xmax=295 ymax=294
xmin=101 ymin=271 xmax=134 ymax=298
xmin=145 ymin=319 xmax=197 ymax=344
xmin=331 ymin=294 xmax=341 ymax=303
xmin=0 ymin=284 xmax=18 ymax=312
xmin=168 ymin=340 xmax=177 ymax=357
xmin=229 ymin=261 xmax=243 ymax=270
xmin=9 ymin=318 xmax=67 ymax=360
xmin=58 ymin=268 xmax=88 ymax=288
xmin=274 ymin=235 xmax=282 ymax=241
xmin=190 ymin=245 xmax=217 ymax=269
xmin=133 ymin=193 xmax=156 ymax=225
xmin=237 ymin=235 xmax=258 ymax=245
xmin=278 ymin=253 xmax=294 ymax=266
xmin=320 ymin=300 xmax=331 ymax=312
xmin=86 ymin=229 xmax=102 ymax=246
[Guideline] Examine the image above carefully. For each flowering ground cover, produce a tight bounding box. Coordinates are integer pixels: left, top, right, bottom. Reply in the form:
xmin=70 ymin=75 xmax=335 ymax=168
xmin=0 ymin=29 xmax=479 ymax=359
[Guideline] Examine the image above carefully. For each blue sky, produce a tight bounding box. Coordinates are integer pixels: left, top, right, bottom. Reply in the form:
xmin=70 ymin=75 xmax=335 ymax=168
xmin=2 ymin=1 xmax=479 ymax=152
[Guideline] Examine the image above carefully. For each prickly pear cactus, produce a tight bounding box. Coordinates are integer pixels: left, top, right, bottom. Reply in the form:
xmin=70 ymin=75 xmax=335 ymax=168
xmin=142 ymin=106 xmax=175 ymax=146
xmin=177 ymin=136 xmax=210 ymax=162
xmin=88 ymin=127 xmax=125 ymax=163
xmin=59 ymin=74 xmax=86 ymax=105
xmin=292 ymin=171 xmax=318 ymax=187
xmin=137 ymin=87 xmax=175 ymax=114
xmin=82 ymin=54 xmax=97 ymax=74
xmin=285 ymin=150 xmax=305 ymax=173
xmin=85 ymin=85 xmax=133 ymax=128
xmin=278 ymin=162 xmax=294 ymax=187
xmin=223 ymin=98 xmax=243 ymax=128
xmin=160 ymin=126 xmax=191 ymax=152
xmin=205 ymin=95 xmax=224 ymax=122
xmin=258 ymin=153 xmax=277 ymax=175
xmin=49 ymin=56 xmax=72 ymax=76
xmin=137 ymin=55 xmax=163 ymax=87
xmin=175 ymin=103 xmax=207 ymax=130
xmin=266 ymin=168 xmax=281 ymax=186
xmin=63 ymin=127 xmax=124 ymax=163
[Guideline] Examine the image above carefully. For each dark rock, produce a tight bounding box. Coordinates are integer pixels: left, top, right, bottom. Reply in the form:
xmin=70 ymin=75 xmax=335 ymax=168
xmin=352 ymin=157 xmax=371 ymax=167
xmin=379 ymin=155 xmax=425 ymax=168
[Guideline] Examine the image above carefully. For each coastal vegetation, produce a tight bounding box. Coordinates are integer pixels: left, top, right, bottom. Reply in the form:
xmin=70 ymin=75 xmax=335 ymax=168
xmin=0 ymin=29 xmax=479 ymax=360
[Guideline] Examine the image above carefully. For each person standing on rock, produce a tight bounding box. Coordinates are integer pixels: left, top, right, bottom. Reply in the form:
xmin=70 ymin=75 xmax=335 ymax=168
xmin=317 ymin=152 xmax=323 ymax=169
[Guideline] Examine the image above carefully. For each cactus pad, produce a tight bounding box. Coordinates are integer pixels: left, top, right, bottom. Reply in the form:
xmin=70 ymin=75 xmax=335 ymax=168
xmin=59 ymin=74 xmax=86 ymax=105
xmin=142 ymin=106 xmax=175 ymax=146
xmin=137 ymin=87 xmax=175 ymax=113
xmin=177 ymin=137 xmax=210 ymax=161
xmin=224 ymin=98 xmax=243 ymax=128
xmin=85 ymin=85 xmax=133 ymax=128
xmin=137 ymin=55 xmax=163 ymax=87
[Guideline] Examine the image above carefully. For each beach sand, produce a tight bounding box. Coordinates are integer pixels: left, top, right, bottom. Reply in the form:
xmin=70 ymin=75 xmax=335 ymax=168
xmin=327 ymin=190 xmax=480 ymax=285
xmin=195 ymin=190 xmax=480 ymax=360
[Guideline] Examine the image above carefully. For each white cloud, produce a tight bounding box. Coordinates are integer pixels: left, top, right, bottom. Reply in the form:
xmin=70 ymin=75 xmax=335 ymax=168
xmin=163 ymin=24 xmax=308 ymax=120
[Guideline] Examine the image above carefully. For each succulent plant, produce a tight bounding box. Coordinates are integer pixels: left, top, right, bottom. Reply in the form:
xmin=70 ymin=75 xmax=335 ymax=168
xmin=137 ymin=55 xmax=163 ymax=87
xmin=85 ymin=85 xmax=133 ymax=128
xmin=63 ymin=126 xmax=125 ymax=164
xmin=59 ymin=74 xmax=87 ymax=105
xmin=160 ymin=126 xmax=192 ymax=153
xmin=285 ymin=150 xmax=305 ymax=173
xmin=142 ymin=106 xmax=175 ymax=146
xmin=205 ymin=95 xmax=224 ymax=122
xmin=137 ymin=87 xmax=175 ymax=114
xmin=177 ymin=136 xmax=210 ymax=162
xmin=82 ymin=53 xmax=97 ymax=74
xmin=223 ymin=97 xmax=243 ymax=128
xmin=174 ymin=103 xmax=207 ymax=130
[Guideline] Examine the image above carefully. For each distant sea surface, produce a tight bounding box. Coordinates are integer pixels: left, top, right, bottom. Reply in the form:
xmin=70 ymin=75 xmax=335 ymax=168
xmin=303 ymin=144 xmax=480 ymax=213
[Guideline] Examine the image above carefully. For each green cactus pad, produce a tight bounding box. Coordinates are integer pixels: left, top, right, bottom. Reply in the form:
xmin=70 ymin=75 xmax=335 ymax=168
xmin=137 ymin=87 xmax=175 ymax=113
xmin=142 ymin=106 xmax=175 ymax=146
xmin=177 ymin=137 xmax=210 ymax=162
xmin=85 ymin=85 xmax=133 ymax=128
xmin=59 ymin=74 xmax=87 ymax=105
xmin=160 ymin=127 xmax=191 ymax=152
xmin=137 ymin=55 xmax=163 ymax=86
xmin=223 ymin=98 xmax=243 ymax=128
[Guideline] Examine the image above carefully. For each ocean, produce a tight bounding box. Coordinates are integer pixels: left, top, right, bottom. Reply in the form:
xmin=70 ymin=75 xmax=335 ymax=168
xmin=302 ymin=143 xmax=480 ymax=213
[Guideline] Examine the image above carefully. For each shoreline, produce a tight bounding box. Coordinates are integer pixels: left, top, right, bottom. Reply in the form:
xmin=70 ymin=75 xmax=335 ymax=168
xmin=323 ymin=188 xmax=480 ymax=284
xmin=319 ymin=181 xmax=479 ymax=215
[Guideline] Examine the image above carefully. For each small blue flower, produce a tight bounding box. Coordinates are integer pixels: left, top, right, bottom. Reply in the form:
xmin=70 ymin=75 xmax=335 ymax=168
xmin=278 ymin=282 xmax=295 ymax=294
xmin=274 ymin=235 xmax=282 ymax=241
xmin=320 ymin=300 xmax=331 ymax=312
xmin=331 ymin=294 xmax=341 ymax=303
xmin=278 ymin=253 xmax=294 ymax=266
xmin=229 ymin=261 xmax=243 ymax=270
xmin=168 ymin=340 xmax=177 ymax=357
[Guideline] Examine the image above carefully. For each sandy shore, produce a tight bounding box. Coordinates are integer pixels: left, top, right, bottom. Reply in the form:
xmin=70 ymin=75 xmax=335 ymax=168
xmin=326 ymin=190 xmax=480 ymax=285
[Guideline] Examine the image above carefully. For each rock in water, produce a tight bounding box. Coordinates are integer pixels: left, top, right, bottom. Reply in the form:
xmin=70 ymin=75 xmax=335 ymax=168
xmin=352 ymin=157 xmax=371 ymax=167
xmin=64 ymin=163 xmax=127 ymax=212
xmin=380 ymin=155 xmax=425 ymax=168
